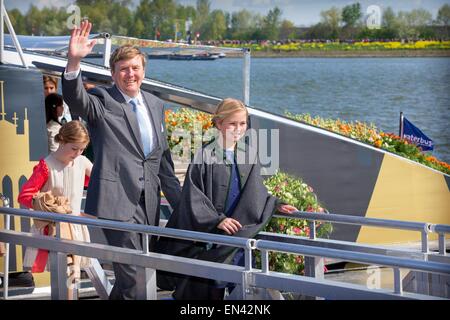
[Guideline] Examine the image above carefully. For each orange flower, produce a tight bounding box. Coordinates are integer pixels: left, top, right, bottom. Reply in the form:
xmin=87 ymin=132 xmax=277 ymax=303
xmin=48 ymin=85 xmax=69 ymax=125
xmin=374 ymin=140 xmax=382 ymax=148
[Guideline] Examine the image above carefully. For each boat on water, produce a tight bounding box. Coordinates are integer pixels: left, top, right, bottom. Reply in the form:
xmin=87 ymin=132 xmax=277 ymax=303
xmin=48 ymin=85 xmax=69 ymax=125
xmin=147 ymin=52 xmax=221 ymax=61
xmin=0 ymin=9 xmax=448 ymax=299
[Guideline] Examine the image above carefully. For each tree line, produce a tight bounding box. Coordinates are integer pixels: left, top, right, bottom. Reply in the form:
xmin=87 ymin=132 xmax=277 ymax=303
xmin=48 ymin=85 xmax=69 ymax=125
xmin=7 ymin=0 xmax=450 ymax=41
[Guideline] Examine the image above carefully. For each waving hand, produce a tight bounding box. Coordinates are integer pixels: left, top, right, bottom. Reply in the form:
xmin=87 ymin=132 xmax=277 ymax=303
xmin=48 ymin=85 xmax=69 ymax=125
xmin=67 ymin=20 xmax=97 ymax=72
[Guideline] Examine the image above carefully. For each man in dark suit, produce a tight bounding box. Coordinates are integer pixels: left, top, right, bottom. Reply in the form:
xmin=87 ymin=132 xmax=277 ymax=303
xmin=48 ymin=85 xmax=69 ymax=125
xmin=62 ymin=20 xmax=181 ymax=299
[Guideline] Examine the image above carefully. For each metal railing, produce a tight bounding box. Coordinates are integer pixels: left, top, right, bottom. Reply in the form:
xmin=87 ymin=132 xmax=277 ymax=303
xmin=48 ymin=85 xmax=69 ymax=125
xmin=0 ymin=193 xmax=10 ymax=299
xmin=430 ymin=224 xmax=450 ymax=255
xmin=1 ymin=206 xmax=449 ymax=300
xmin=274 ymin=211 xmax=441 ymax=254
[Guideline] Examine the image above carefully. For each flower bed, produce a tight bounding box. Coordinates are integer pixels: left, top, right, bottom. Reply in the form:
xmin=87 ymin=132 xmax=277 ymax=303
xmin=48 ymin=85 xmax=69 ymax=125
xmin=223 ymin=40 xmax=450 ymax=52
xmin=286 ymin=112 xmax=450 ymax=175
xmin=262 ymin=172 xmax=332 ymax=275
xmin=164 ymin=108 xmax=214 ymax=159
xmin=165 ymin=108 xmax=449 ymax=174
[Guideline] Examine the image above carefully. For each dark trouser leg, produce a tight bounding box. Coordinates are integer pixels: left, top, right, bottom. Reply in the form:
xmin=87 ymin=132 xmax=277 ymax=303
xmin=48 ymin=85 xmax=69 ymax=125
xmin=102 ymin=196 xmax=148 ymax=300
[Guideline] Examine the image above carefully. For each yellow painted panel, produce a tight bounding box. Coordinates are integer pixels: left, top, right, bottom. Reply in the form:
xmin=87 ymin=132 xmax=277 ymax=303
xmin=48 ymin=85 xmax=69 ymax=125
xmin=33 ymin=272 xmax=51 ymax=287
xmin=1 ymin=80 xmax=42 ymax=285
xmin=358 ymin=154 xmax=450 ymax=245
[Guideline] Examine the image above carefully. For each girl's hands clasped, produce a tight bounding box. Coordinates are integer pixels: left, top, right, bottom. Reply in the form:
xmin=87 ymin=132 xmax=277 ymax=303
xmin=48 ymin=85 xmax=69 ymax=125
xmin=217 ymin=217 xmax=242 ymax=235
xmin=277 ymin=204 xmax=297 ymax=214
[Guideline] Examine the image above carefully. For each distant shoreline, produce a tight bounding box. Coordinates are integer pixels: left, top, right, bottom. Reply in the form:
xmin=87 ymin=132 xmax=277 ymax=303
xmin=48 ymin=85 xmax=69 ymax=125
xmin=226 ymin=49 xmax=450 ymax=58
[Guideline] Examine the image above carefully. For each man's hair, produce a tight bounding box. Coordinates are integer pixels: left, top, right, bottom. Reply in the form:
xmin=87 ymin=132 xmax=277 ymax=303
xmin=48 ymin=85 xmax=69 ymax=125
xmin=109 ymin=45 xmax=146 ymax=72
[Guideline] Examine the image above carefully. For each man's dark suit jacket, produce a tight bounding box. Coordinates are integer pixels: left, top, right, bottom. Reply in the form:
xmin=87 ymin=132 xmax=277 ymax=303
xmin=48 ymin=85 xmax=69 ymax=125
xmin=62 ymin=73 xmax=181 ymax=224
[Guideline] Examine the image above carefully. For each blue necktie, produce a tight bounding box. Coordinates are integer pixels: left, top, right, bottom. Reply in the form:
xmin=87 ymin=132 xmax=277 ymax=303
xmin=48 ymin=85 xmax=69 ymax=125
xmin=130 ymin=98 xmax=153 ymax=156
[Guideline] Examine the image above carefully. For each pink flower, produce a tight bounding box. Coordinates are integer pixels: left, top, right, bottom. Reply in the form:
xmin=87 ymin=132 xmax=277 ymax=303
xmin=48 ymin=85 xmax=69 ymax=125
xmin=306 ymin=205 xmax=314 ymax=212
xmin=293 ymin=227 xmax=301 ymax=234
xmin=279 ymin=224 xmax=285 ymax=231
xmin=318 ymin=207 xmax=324 ymax=213
xmin=304 ymin=227 xmax=310 ymax=236
xmin=307 ymin=186 xmax=314 ymax=193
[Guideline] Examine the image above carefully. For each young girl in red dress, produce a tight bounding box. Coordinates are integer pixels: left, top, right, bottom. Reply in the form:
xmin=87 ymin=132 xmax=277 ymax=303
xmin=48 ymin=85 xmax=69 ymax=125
xmin=18 ymin=120 xmax=93 ymax=299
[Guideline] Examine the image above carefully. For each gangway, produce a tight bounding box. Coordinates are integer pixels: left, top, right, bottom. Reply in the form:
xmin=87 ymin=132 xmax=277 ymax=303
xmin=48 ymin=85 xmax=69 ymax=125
xmin=0 ymin=193 xmax=112 ymax=299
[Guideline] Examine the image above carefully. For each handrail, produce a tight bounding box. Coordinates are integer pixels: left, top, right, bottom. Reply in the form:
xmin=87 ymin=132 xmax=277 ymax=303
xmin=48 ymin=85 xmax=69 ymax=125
xmin=1 ymin=206 xmax=449 ymax=300
xmin=274 ymin=211 xmax=435 ymax=253
xmin=257 ymin=231 xmax=430 ymax=261
xmin=0 ymin=207 xmax=253 ymax=249
xmin=430 ymin=224 xmax=450 ymax=234
xmin=274 ymin=211 xmax=430 ymax=232
xmin=429 ymin=224 xmax=450 ymax=255
xmin=255 ymin=239 xmax=450 ymax=276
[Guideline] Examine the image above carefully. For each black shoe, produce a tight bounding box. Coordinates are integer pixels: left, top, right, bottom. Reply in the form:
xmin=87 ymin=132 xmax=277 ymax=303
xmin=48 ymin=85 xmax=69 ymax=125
xmin=0 ymin=272 xmax=35 ymax=288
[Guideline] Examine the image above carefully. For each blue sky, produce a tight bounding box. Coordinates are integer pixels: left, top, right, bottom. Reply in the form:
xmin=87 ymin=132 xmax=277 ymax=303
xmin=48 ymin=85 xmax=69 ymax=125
xmin=4 ymin=0 xmax=449 ymax=26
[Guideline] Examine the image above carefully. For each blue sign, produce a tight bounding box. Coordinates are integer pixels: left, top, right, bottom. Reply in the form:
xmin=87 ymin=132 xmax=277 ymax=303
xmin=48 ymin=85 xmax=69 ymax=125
xmin=403 ymin=117 xmax=434 ymax=151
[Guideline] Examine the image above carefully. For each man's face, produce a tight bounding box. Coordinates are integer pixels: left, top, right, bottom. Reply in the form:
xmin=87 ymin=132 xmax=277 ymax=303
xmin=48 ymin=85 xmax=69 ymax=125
xmin=111 ymin=55 xmax=145 ymax=98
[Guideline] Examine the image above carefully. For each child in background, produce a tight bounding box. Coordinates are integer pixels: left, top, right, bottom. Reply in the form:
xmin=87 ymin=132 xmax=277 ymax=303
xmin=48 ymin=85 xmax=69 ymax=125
xmin=45 ymin=93 xmax=64 ymax=153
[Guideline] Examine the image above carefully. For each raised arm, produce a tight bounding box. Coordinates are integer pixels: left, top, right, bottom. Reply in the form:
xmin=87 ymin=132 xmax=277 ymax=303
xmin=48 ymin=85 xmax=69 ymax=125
xmin=62 ymin=20 xmax=104 ymax=122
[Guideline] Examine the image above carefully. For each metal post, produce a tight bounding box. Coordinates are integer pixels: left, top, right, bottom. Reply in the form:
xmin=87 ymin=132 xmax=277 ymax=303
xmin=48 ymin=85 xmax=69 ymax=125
xmin=399 ymin=111 xmax=404 ymax=138
xmin=305 ymin=222 xmax=324 ymax=282
xmin=55 ymin=221 xmax=61 ymax=239
xmin=243 ymin=48 xmax=251 ymax=106
xmin=394 ymin=268 xmax=403 ymax=295
xmin=244 ymin=247 xmax=252 ymax=271
xmin=421 ymin=230 xmax=429 ymax=254
xmin=1 ymin=5 xmax=27 ymax=68
xmin=1 ymin=193 xmax=10 ymax=300
xmin=309 ymin=220 xmax=316 ymax=240
xmin=135 ymin=233 xmax=156 ymax=300
xmin=304 ymin=255 xmax=324 ymax=279
xmin=136 ymin=266 xmax=157 ymax=300
xmin=0 ymin=0 xmax=4 ymax=63
xmin=102 ymin=34 xmax=112 ymax=68
xmin=261 ymin=249 xmax=269 ymax=274
xmin=302 ymin=223 xmax=325 ymax=299
xmin=50 ymin=221 xmax=67 ymax=299
xmin=142 ymin=234 xmax=149 ymax=254
xmin=438 ymin=233 xmax=446 ymax=256
xmin=49 ymin=250 xmax=68 ymax=300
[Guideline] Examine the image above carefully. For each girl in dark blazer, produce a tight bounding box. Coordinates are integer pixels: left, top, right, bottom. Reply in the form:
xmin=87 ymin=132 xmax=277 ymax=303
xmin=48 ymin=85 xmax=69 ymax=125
xmin=157 ymin=98 xmax=297 ymax=300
